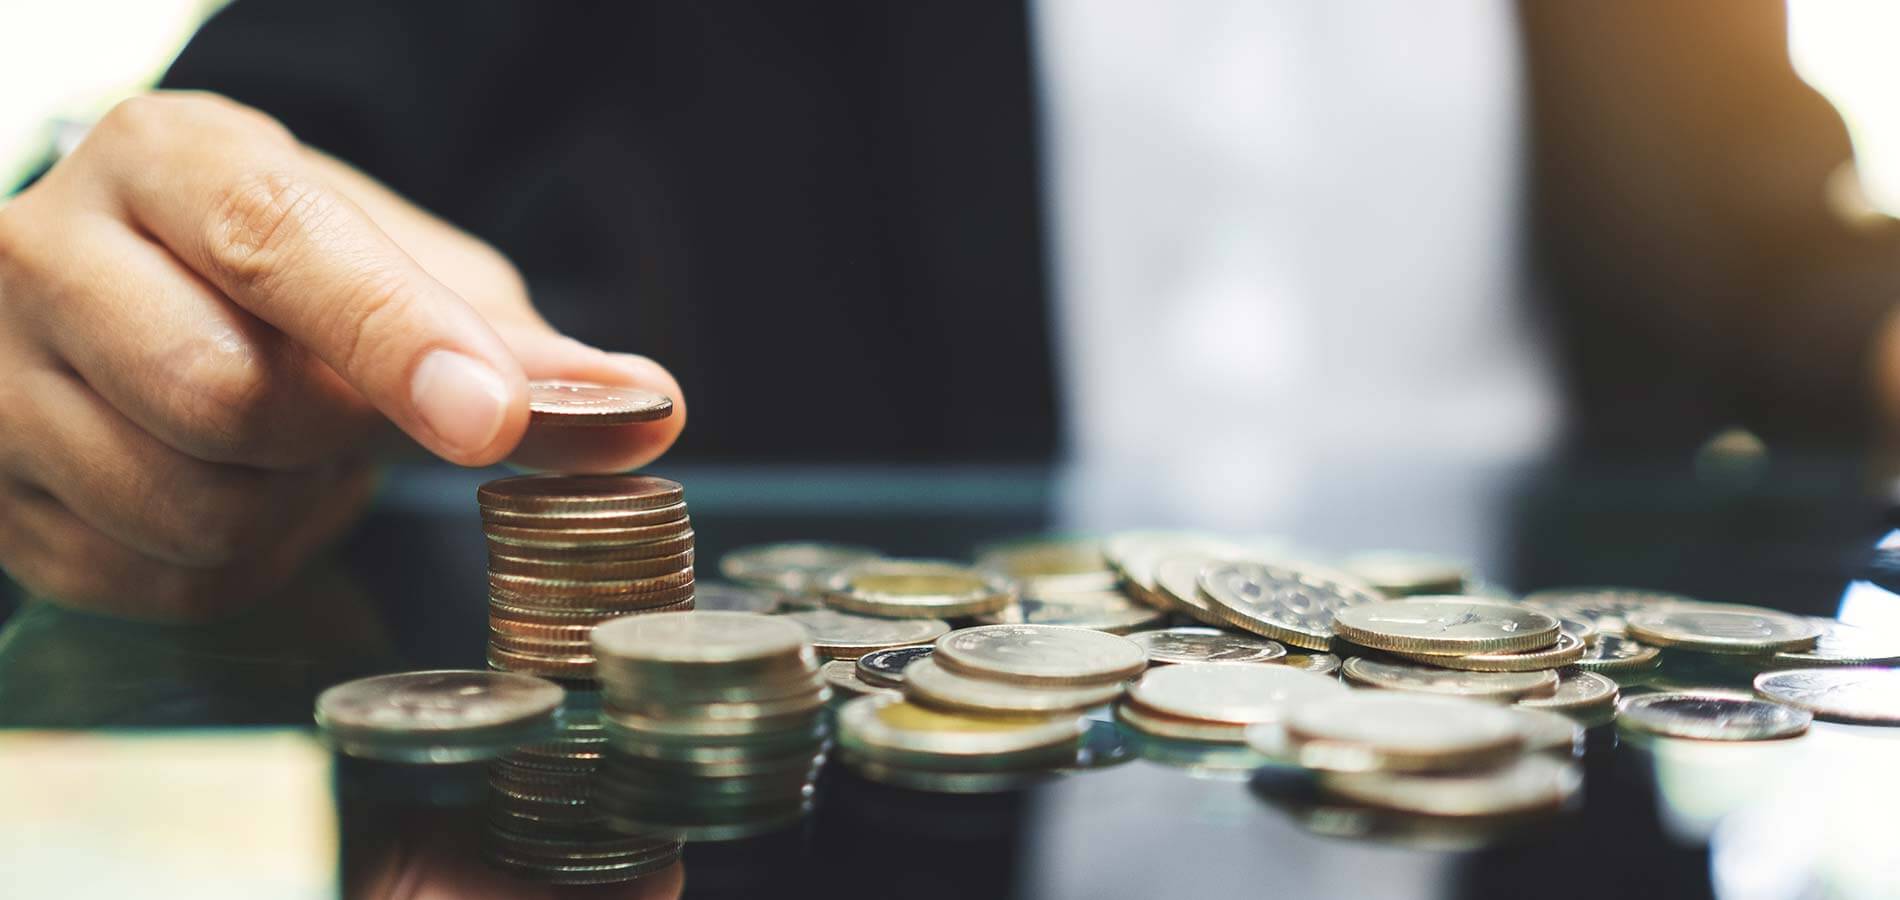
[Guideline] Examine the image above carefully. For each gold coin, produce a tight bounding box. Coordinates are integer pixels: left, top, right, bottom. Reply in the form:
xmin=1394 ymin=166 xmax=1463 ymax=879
xmin=823 ymin=559 xmax=1014 ymax=618
xmin=934 ymin=624 xmax=1147 ymax=687
xmin=1391 ymin=632 xmax=1585 ymax=672
xmin=904 ymin=658 xmax=1125 ymax=716
xmin=527 ymin=379 xmax=674 ymax=425
xmin=1268 ymin=693 xmax=1526 ymax=773
xmin=1278 ymin=652 xmax=1342 ymax=676
xmin=1333 ymin=598 xmax=1559 ymax=655
xmin=780 ymin=609 xmax=950 ymax=659
xmin=1340 ymin=657 xmax=1559 ymax=701
xmin=1196 ymin=559 xmax=1385 ymax=651
xmin=1625 ymin=604 xmax=1819 ymax=654
xmin=1128 ymin=662 xmax=1346 ymax=725
xmin=836 ymin=695 xmax=1084 ymax=762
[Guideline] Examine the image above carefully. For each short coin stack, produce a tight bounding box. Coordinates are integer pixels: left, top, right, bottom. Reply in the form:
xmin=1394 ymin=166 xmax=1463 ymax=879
xmin=590 ymin=612 xmax=828 ymax=840
xmin=481 ymin=474 xmax=696 ymax=680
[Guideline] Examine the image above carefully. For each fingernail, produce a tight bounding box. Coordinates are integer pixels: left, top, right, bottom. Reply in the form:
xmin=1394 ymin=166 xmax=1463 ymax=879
xmin=410 ymin=350 xmax=510 ymax=457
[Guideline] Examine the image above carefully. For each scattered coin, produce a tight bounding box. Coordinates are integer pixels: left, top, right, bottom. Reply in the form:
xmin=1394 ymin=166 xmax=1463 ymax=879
xmin=1558 ymin=616 xmax=1599 ymax=647
xmin=1341 ymin=657 xmax=1559 ymax=701
xmin=781 ymin=609 xmax=950 ymax=659
xmin=1279 ymin=652 xmax=1343 ymax=676
xmin=1762 ymin=618 xmax=1900 ymax=669
xmin=1106 ymin=531 xmax=1276 ymax=615
xmin=1114 ymin=699 xmax=1257 ymax=743
xmin=315 ymin=670 xmax=565 ymax=762
xmin=527 ymin=379 xmax=674 ymax=425
xmin=836 ymin=694 xmax=1086 ymax=763
xmin=1571 ymin=634 xmax=1662 ymax=674
xmin=1625 ymin=605 xmax=1820 ymax=654
xmin=1198 ymin=560 xmax=1385 ymax=651
xmin=692 ymin=580 xmax=782 ymax=614
xmin=1151 ymin=552 xmax=1241 ymax=625
xmin=855 ymin=645 xmax=935 ymax=688
xmin=934 ymin=624 xmax=1147 ymax=686
xmin=1339 ymin=551 xmax=1470 ymax=597
xmin=973 ymin=591 xmax=1164 ymax=634
xmin=1520 ymin=587 xmax=1700 ymax=637
xmin=1391 ymin=632 xmax=1585 ymax=673
xmin=1316 ymin=754 xmax=1582 ymax=817
xmin=905 ymin=658 xmax=1125 ymax=716
xmin=1266 ymin=693 xmax=1525 ymax=773
xmin=1754 ymin=667 xmax=1900 ymax=725
xmin=824 ymin=559 xmax=1015 ymax=618
xmin=1334 ymin=598 xmax=1560 ymax=656
xmin=1128 ymin=662 xmax=1347 ymax=726
xmin=1616 ymin=692 xmax=1811 ymax=741
xmin=1516 ymin=670 xmax=1619 ymax=716
xmin=975 ymin=537 xmax=1120 ymax=595
xmin=720 ymin=542 xmax=883 ymax=593
xmin=1126 ymin=627 xmax=1288 ymax=665
xmin=823 ymin=659 xmax=898 ymax=699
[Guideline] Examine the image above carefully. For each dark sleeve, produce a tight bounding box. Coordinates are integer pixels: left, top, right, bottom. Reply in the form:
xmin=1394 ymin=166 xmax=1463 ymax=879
xmin=1521 ymin=0 xmax=1900 ymax=452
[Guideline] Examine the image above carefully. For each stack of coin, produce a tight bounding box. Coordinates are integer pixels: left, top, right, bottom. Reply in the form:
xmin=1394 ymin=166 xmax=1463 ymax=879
xmin=901 ymin=624 xmax=1147 ymax=718
xmin=484 ymin=693 xmax=684 ymax=885
xmin=590 ymin=612 xmax=828 ymax=840
xmin=1247 ymin=692 xmax=1584 ymax=818
xmin=480 ymin=473 xmax=696 ymax=680
xmin=836 ymin=692 xmax=1089 ymax=793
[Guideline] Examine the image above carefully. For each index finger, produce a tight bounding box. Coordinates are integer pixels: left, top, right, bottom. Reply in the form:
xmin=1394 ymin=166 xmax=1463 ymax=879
xmin=90 ymin=94 xmax=530 ymax=466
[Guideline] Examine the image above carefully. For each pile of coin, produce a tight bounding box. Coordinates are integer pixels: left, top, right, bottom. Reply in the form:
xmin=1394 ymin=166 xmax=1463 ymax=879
xmin=590 ymin=612 xmax=828 ymax=840
xmin=485 ymin=693 xmax=684 ymax=885
xmin=1248 ymin=692 xmax=1584 ymax=818
xmin=480 ymin=473 xmax=695 ymax=680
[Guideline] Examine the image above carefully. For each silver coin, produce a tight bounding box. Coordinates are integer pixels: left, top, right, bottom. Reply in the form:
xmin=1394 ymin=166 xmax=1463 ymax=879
xmin=1625 ymin=605 xmax=1820 ymax=654
xmin=855 ymin=645 xmax=935 ymax=687
xmin=316 ymin=670 xmax=564 ymax=736
xmin=1151 ymin=552 xmax=1239 ymax=624
xmin=823 ymin=558 xmax=1015 ymax=618
xmin=780 ymin=609 xmax=950 ymax=658
xmin=1338 ymin=551 xmax=1471 ymax=597
xmin=1572 ymin=634 xmax=1662 ymax=673
xmin=1390 ymin=632 xmax=1586 ymax=673
xmin=1558 ymin=616 xmax=1598 ymax=647
xmin=905 ymin=658 xmax=1125 ymax=715
xmin=1129 ymin=662 xmax=1347 ymax=725
xmin=1197 ymin=560 xmax=1385 ymax=651
xmin=1754 ymin=667 xmax=1900 ymax=725
xmin=973 ymin=591 xmax=1164 ymax=634
xmin=1270 ymin=693 xmax=1525 ymax=773
xmin=592 ymin=611 xmax=809 ymax=665
xmin=1126 ymin=627 xmax=1288 ymax=665
xmin=1516 ymin=669 xmax=1619 ymax=714
xmin=835 ymin=694 xmax=1086 ymax=760
xmin=1317 ymin=754 xmax=1582 ymax=817
xmin=821 ymin=659 xmax=898 ymax=699
xmin=692 ymin=581 xmax=782 ymax=614
xmin=1279 ymin=652 xmax=1343 ymax=676
xmin=1765 ymin=618 xmax=1900 ymax=668
xmin=935 ymin=624 xmax=1148 ymax=686
xmin=1507 ymin=706 xmax=1586 ymax=755
xmin=974 ymin=537 xmax=1120 ymax=595
xmin=720 ymin=542 xmax=883 ymax=593
xmin=1341 ymin=657 xmax=1559 ymax=701
xmin=1520 ymin=586 xmax=1701 ymax=636
xmin=1113 ymin=700 xmax=1253 ymax=743
xmin=1335 ymin=598 xmax=1560 ymax=655
xmin=1617 ymin=692 xmax=1812 ymax=741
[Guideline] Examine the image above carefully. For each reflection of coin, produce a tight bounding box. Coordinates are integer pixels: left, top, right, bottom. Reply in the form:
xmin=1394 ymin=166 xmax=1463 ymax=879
xmin=1271 ymin=693 xmax=1524 ymax=773
xmin=1129 ymin=663 xmax=1346 ymax=725
xmin=855 ymin=646 xmax=935 ymax=687
xmin=1126 ymin=627 xmax=1287 ymax=665
xmin=1616 ymin=692 xmax=1811 ymax=741
xmin=935 ymin=624 xmax=1147 ymax=686
xmin=317 ymin=670 xmax=565 ymax=737
xmin=1317 ymin=755 xmax=1582 ymax=817
xmin=528 ymin=380 xmax=674 ymax=425
xmin=973 ymin=591 xmax=1163 ymax=634
xmin=720 ymin=542 xmax=882 ymax=593
xmin=1198 ymin=560 xmax=1385 ymax=651
xmin=1764 ymin=618 xmax=1900 ymax=668
xmin=780 ymin=609 xmax=949 ymax=659
xmin=1335 ymin=598 xmax=1559 ymax=655
xmin=1392 ymin=632 xmax=1585 ymax=672
xmin=824 ymin=559 xmax=1014 ymax=618
xmin=1753 ymin=667 xmax=1900 ymax=724
xmin=1625 ymin=605 xmax=1819 ymax=654
xmin=1341 ymin=657 xmax=1558 ymax=701
xmin=1516 ymin=670 xmax=1618 ymax=715
xmin=1572 ymin=634 xmax=1661 ymax=674
xmin=1520 ymin=586 xmax=1700 ymax=636
xmin=905 ymin=658 xmax=1125 ymax=716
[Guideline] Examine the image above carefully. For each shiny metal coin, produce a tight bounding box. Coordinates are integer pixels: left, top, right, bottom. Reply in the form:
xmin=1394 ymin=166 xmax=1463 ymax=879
xmin=1113 ymin=700 xmax=1250 ymax=743
xmin=1268 ymin=693 xmax=1525 ymax=773
xmin=1617 ymin=691 xmax=1811 ymax=741
xmin=488 ymin=548 xmax=695 ymax=581
xmin=1317 ymin=754 xmax=1582 ymax=817
xmin=974 ymin=537 xmax=1120 ymax=595
xmin=1507 ymin=706 xmax=1586 ymax=756
xmin=1625 ymin=605 xmax=1820 ymax=654
xmin=973 ymin=591 xmax=1164 ymax=634
xmin=315 ymin=670 xmax=565 ymax=761
xmin=1341 ymin=657 xmax=1558 ymax=701
xmin=527 ymin=379 xmax=674 ymax=425
xmin=486 ymin=645 xmax=599 ymax=680
xmin=1558 ymin=616 xmax=1598 ymax=647
xmin=934 ymin=624 xmax=1147 ymax=686
xmin=1572 ymin=634 xmax=1661 ymax=673
xmin=1515 ymin=669 xmax=1619 ymax=714
xmin=691 ymin=580 xmax=781 ymax=614
xmin=824 ymin=559 xmax=1015 ymax=618
xmin=1129 ymin=662 xmax=1346 ymax=725
xmin=482 ymin=509 xmax=691 ymax=545
xmin=780 ymin=609 xmax=950 ymax=659
xmin=822 ymin=659 xmax=899 ymax=699
xmin=720 ymin=542 xmax=883 ymax=593
xmin=1764 ymin=618 xmax=1900 ymax=668
xmin=1126 ymin=627 xmax=1287 ymax=665
xmin=592 ymin=611 xmax=808 ymax=667
xmin=1197 ymin=560 xmax=1385 ymax=651
xmin=1105 ymin=531 xmax=1262 ymax=614
xmin=478 ymin=473 xmax=683 ymax=513
xmin=1339 ymin=551 xmax=1471 ymax=597
xmin=1152 ymin=552 xmax=1241 ymax=625
xmin=855 ymin=645 xmax=935 ymax=687
xmin=905 ymin=658 xmax=1125 ymax=715
xmin=1392 ymin=632 xmax=1585 ymax=672
xmin=1334 ymin=598 xmax=1559 ymax=655
xmin=1520 ymin=586 xmax=1701 ymax=637
xmin=1754 ymin=667 xmax=1900 ymax=725
xmin=1279 ymin=652 xmax=1342 ymax=676
xmin=835 ymin=694 xmax=1085 ymax=760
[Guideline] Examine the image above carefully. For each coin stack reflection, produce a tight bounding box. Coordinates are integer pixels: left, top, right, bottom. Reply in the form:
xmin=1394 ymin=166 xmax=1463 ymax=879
xmin=481 ymin=474 xmax=696 ymax=681
xmin=591 ymin=612 xmax=829 ymax=840
xmin=485 ymin=696 xmax=683 ymax=885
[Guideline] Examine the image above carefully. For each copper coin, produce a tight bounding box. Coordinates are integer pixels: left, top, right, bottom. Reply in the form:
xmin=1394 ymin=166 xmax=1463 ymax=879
xmin=491 ymin=596 xmax=695 ymax=623
xmin=483 ymin=503 xmax=690 ymax=531
xmin=479 ymin=474 xmax=683 ymax=513
xmin=489 ymin=631 xmax=594 ymax=657
xmin=489 ymin=583 xmax=698 ymax=614
xmin=489 ymin=547 xmax=695 ymax=580
xmin=490 ymin=568 xmax=695 ymax=599
xmin=528 ymin=380 xmax=675 ymax=426
xmin=487 ymin=645 xmax=600 ymax=680
xmin=486 ymin=527 xmax=694 ymax=563
xmin=492 ymin=616 xmax=614 ymax=642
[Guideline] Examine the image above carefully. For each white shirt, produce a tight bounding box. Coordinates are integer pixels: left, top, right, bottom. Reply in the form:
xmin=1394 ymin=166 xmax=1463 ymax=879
xmin=1034 ymin=0 xmax=1560 ymax=557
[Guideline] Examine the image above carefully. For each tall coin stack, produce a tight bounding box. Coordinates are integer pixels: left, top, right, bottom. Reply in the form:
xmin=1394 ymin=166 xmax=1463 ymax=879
xmin=481 ymin=474 xmax=696 ymax=681
xmin=591 ymin=612 xmax=830 ymax=840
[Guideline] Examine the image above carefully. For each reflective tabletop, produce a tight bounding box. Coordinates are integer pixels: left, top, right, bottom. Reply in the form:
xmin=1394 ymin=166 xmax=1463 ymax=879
xmin=2 ymin=458 xmax=1898 ymax=899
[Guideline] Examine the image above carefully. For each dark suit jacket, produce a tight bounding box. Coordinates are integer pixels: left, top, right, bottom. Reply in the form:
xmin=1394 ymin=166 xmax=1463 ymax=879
xmin=158 ymin=0 xmax=1900 ymax=464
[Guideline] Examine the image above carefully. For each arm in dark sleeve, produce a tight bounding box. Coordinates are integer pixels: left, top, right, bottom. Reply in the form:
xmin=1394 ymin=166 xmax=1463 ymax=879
xmin=1521 ymin=0 xmax=1900 ymax=452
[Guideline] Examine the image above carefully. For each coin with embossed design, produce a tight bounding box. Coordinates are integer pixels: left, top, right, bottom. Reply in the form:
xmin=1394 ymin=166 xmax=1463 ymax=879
xmin=1198 ymin=560 xmax=1385 ymax=651
xmin=1616 ymin=692 xmax=1811 ymax=741
xmin=1392 ymin=632 xmax=1585 ymax=672
xmin=1625 ymin=605 xmax=1819 ymax=654
xmin=1335 ymin=598 xmax=1559 ymax=655
xmin=1754 ymin=667 xmax=1900 ymax=725
xmin=935 ymin=624 xmax=1146 ymax=686
xmin=781 ymin=609 xmax=949 ymax=659
xmin=1516 ymin=670 xmax=1618 ymax=715
xmin=1126 ymin=627 xmax=1287 ymax=665
xmin=1520 ymin=586 xmax=1701 ymax=637
xmin=1763 ymin=618 xmax=1900 ymax=669
xmin=1572 ymin=634 xmax=1661 ymax=674
xmin=1341 ymin=657 xmax=1558 ymax=701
